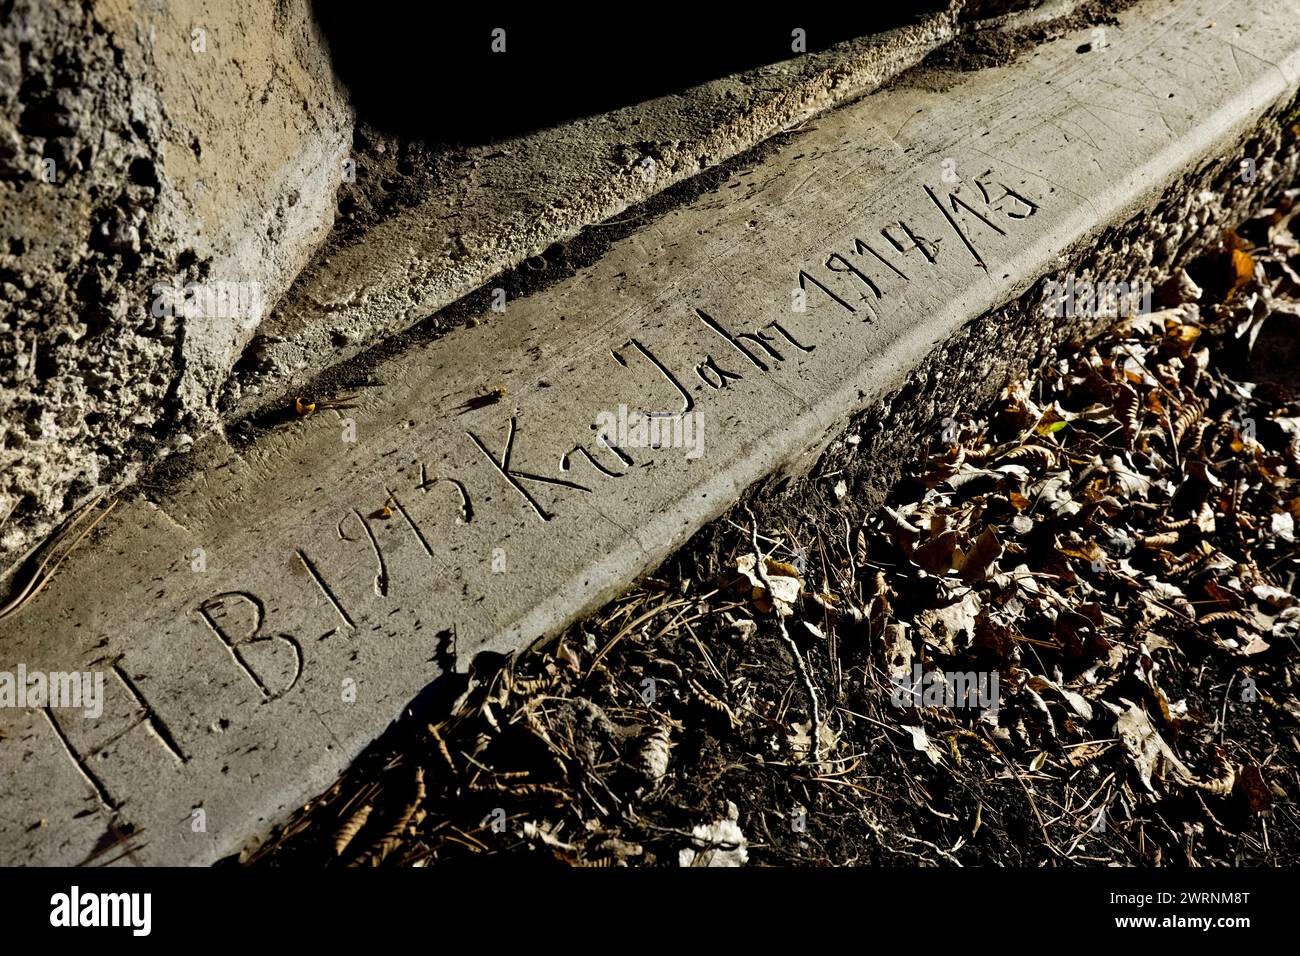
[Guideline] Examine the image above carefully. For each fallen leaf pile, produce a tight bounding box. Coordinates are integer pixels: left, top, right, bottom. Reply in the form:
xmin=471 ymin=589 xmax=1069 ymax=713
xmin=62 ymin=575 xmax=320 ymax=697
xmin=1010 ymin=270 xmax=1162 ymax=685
xmin=253 ymin=192 xmax=1300 ymax=868
xmin=863 ymin=297 xmax=1300 ymax=800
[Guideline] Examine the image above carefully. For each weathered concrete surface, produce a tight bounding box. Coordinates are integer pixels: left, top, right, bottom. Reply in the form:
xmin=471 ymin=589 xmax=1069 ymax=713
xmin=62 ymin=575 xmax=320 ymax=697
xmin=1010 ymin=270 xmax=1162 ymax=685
xmin=0 ymin=0 xmax=1099 ymax=577
xmin=1 ymin=0 xmax=1298 ymax=865
xmin=224 ymin=5 xmax=988 ymax=415
xmin=0 ymin=0 xmax=352 ymax=567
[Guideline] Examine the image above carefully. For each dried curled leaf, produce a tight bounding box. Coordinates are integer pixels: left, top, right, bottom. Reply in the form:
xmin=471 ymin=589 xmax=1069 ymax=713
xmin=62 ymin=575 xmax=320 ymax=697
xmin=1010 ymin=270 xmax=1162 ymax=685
xmin=333 ymin=804 xmax=372 ymax=857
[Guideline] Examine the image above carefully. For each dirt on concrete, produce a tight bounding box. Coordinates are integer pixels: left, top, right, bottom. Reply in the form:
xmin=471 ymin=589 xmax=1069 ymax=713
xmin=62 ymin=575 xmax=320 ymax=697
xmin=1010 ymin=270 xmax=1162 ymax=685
xmin=927 ymin=0 xmax=1136 ymax=72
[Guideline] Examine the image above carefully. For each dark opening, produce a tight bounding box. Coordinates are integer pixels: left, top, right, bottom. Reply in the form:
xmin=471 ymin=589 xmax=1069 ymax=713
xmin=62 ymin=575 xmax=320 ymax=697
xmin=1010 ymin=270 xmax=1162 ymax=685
xmin=311 ymin=5 xmax=949 ymax=143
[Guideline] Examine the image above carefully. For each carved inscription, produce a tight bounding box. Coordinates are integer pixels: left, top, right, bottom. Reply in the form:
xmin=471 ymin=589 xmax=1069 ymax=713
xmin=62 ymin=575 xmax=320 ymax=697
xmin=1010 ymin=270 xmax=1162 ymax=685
xmin=189 ymin=166 xmax=1043 ymax=702
xmin=196 ymin=593 xmax=303 ymax=700
xmin=42 ymin=661 xmax=189 ymax=812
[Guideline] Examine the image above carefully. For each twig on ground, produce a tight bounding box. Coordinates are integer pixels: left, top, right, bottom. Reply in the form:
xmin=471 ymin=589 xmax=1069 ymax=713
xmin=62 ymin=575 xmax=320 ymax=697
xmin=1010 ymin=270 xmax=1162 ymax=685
xmin=749 ymin=509 xmax=822 ymax=765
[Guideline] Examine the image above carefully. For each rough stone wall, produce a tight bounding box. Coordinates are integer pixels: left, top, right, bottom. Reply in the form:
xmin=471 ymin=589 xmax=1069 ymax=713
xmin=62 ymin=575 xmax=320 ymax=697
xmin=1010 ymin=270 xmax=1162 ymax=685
xmin=0 ymin=0 xmax=352 ymax=564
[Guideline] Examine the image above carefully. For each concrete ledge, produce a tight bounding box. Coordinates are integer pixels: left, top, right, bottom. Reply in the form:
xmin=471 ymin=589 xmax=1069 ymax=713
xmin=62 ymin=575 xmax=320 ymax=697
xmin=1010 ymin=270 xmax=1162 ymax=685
xmin=1 ymin=0 xmax=1298 ymax=865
